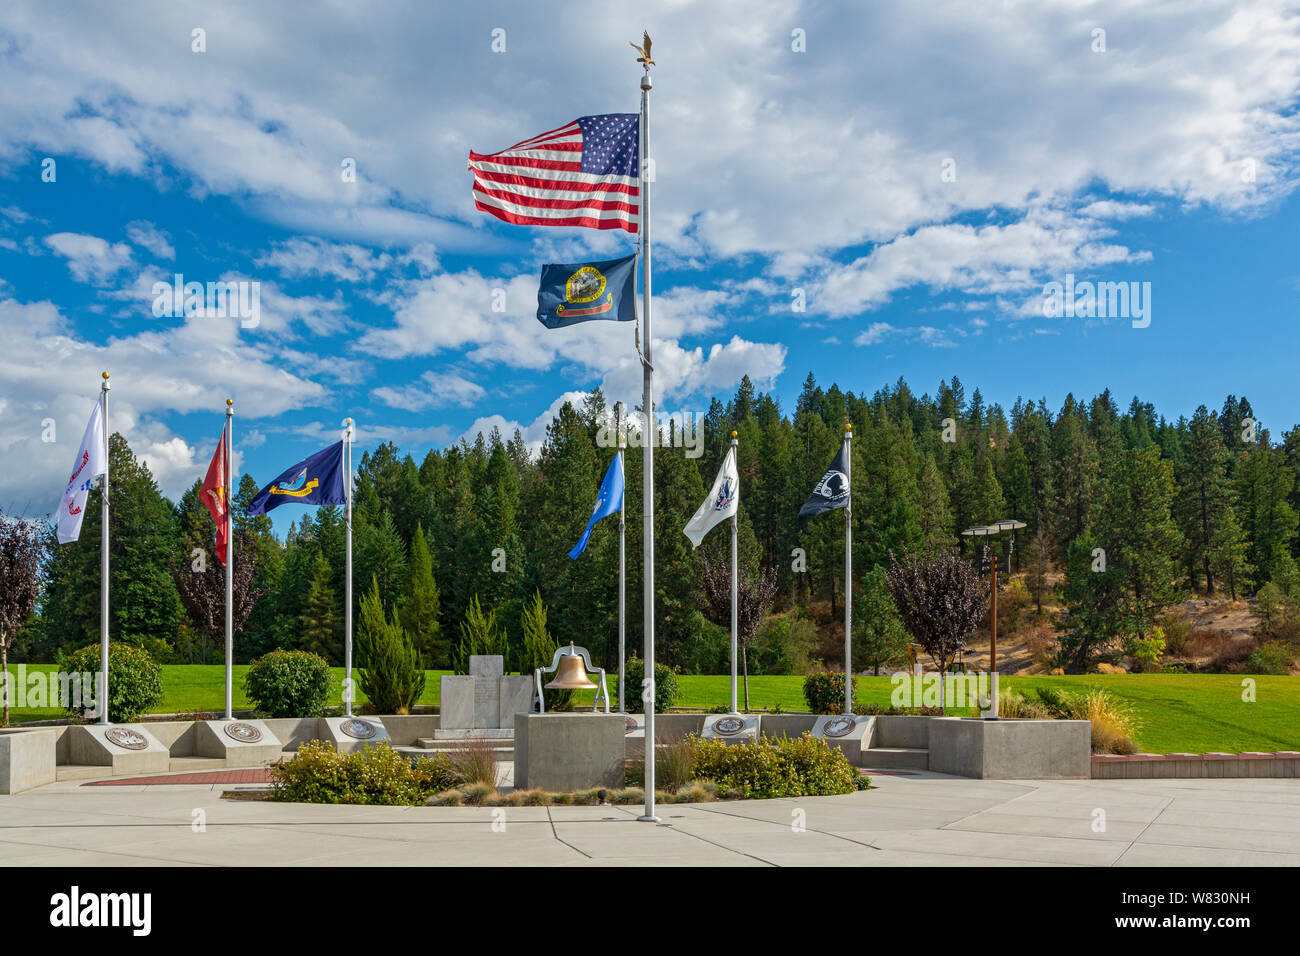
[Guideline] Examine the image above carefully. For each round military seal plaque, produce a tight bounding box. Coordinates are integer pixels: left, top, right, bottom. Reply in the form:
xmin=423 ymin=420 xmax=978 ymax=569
xmin=224 ymin=721 xmax=263 ymax=743
xmin=339 ymin=718 xmax=379 ymax=740
xmin=823 ymin=715 xmax=856 ymax=738
xmin=714 ymin=716 xmax=746 ymax=736
xmin=625 ymin=716 xmax=639 ymax=732
xmin=105 ymin=727 xmax=148 ymax=750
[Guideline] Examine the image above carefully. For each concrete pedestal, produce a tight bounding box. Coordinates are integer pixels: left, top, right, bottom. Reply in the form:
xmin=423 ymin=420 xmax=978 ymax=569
xmin=811 ymin=714 xmax=875 ymax=764
xmin=316 ymin=716 xmax=392 ymax=754
xmin=515 ymin=712 xmax=625 ymax=791
xmin=0 ymin=729 xmax=57 ymax=794
xmin=66 ymin=724 xmax=170 ymax=775
xmin=194 ymin=720 xmax=284 ymax=767
xmin=928 ymin=717 xmax=1091 ymax=779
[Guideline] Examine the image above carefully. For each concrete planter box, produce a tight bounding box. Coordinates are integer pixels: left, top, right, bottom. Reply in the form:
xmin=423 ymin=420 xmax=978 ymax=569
xmin=0 ymin=729 xmax=58 ymax=794
xmin=516 ymin=712 xmax=626 ymax=791
xmin=757 ymin=714 xmax=818 ymax=740
xmin=929 ymin=717 xmax=1091 ymax=779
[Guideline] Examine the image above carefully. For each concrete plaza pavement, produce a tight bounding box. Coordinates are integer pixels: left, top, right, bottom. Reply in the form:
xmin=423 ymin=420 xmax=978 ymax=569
xmin=1 ymin=771 xmax=1297 ymax=866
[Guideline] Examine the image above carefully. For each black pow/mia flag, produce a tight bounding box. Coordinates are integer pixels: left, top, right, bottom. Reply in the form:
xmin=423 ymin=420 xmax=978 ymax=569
xmin=798 ymin=443 xmax=851 ymax=529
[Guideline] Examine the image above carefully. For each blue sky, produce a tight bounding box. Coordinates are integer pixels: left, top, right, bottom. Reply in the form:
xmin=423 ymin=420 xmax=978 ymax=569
xmin=1 ymin=1 xmax=1298 ymax=534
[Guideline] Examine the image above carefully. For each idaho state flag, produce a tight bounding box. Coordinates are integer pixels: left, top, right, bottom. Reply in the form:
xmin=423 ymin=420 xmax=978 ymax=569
xmin=537 ymin=254 xmax=636 ymax=329
xmin=201 ymin=423 xmax=230 ymax=564
xmin=247 ymin=441 xmax=347 ymax=516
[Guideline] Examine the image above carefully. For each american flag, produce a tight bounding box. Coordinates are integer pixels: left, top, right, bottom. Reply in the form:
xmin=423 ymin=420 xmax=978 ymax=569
xmin=468 ymin=113 xmax=640 ymax=233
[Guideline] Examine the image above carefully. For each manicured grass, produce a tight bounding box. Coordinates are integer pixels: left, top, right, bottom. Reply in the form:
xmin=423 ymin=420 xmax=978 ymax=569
xmin=4 ymin=664 xmax=1296 ymax=755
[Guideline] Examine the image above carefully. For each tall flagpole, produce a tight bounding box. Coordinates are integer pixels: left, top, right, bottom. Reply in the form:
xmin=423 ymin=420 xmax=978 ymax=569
xmin=99 ymin=371 xmax=110 ymax=725
xmin=344 ymin=417 xmax=354 ymax=717
xmin=638 ymin=60 xmax=659 ymax=823
xmin=618 ymin=434 xmax=626 ymax=714
xmin=224 ymin=399 xmax=235 ymax=719
xmin=730 ymin=431 xmax=739 ymax=714
xmin=843 ymin=423 xmax=853 ymax=714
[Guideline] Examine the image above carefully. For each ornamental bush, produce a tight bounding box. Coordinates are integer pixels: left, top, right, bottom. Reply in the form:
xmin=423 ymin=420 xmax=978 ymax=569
xmin=269 ymin=740 xmax=461 ymax=805
xmin=244 ymin=649 xmax=331 ymax=718
xmin=691 ymin=734 xmax=863 ymax=798
xmin=802 ymin=672 xmax=857 ymax=714
xmin=61 ymin=642 xmax=162 ymax=723
xmin=623 ymin=656 xmax=679 ymax=713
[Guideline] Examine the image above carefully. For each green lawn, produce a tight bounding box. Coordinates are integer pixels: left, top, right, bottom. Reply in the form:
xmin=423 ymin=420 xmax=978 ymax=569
xmin=4 ymin=665 xmax=1296 ymax=755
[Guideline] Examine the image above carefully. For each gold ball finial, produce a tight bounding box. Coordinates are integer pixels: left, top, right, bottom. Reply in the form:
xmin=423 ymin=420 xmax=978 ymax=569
xmin=101 ymin=371 xmax=110 ymax=380
xmin=731 ymin=430 xmax=738 ymax=439
xmin=845 ymin=422 xmax=852 ymax=432
xmin=226 ymin=398 xmax=233 ymax=407
xmin=345 ymin=417 xmax=353 ymax=425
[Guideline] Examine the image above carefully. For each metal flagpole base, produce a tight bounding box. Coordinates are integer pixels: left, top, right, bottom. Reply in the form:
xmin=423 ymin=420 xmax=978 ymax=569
xmin=637 ymin=815 xmax=662 ymax=822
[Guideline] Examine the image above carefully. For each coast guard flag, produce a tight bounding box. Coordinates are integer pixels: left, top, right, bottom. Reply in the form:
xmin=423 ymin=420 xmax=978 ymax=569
xmin=247 ymin=441 xmax=347 ymax=516
xmin=55 ymin=401 xmax=107 ymax=544
xmin=798 ymin=444 xmax=850 ymax=529
xmin=468 ymin=114 xmax=640 ymax=233
xmin=568 ymin=454 xmax=624 ymax=559
xmin=537 ymin=254 xmax=636 ymax=329
xmin=684 ymin=446 xmax=739 ymax=548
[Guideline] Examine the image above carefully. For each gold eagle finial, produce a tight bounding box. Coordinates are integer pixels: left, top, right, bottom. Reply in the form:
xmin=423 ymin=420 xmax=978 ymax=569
xmin=630 ymin=31 xmax=654 ymax=69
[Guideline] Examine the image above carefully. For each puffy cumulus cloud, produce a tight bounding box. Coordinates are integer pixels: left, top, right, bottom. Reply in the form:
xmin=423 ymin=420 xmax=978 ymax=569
xmin=0 ymin=0 xmax=1292 ymax=268
xmin=0 ymin=294 xmax=330 ymax=506
xmin=461 ymin=391 xmax=589 ymax=458
xmin=44 ymin=232 xmax=134 ymax=284
xmin=372 ymin=371 xmax=486 ymax=411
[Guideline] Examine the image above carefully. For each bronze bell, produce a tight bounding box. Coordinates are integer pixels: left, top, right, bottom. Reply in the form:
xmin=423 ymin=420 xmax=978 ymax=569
xmin=545 ymin=643 xmax=597 ymax=690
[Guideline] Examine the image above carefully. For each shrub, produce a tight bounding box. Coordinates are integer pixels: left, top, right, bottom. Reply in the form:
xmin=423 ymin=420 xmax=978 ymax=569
xmin=623 ymin=656 xmax=678 ymax=713
xmin=270 ymin=741 xmax=434 ymax=805
xmin=802 ymin=672 xmax=856 ymax=714
xmin=626 ymin=735 xmax=696 ymax=791
xmin=61 ymin=642 xmax=162 ymax=722
xmin=996 ymin=687 xmax=1050 ymax=719
xmin=1245 ymin=642 xmax=1293 ymax=675
xmin=1160 ymin=612 xmax=1192 ymax=655
xmin=244 ymin=649 xmax=331 ymax=718
xmin=357 ymin=579 xmax=425 ymax=714
xmin=691 ymin=734 xmax=860 ymax=798
xmin=1125 ymin=628 xmax=1166 ymax=673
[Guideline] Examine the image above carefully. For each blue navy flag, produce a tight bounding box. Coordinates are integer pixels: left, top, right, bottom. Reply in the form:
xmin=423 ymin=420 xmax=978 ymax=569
xmin=568 ymin=453 xmax=624 ymax=558
xmin=247 ymin=441 xmax=348 ymax=516
xmin=798 ymin=443 xmax=851 ymax=529
xmin=537 ymin=253 xmax=637 ymax=329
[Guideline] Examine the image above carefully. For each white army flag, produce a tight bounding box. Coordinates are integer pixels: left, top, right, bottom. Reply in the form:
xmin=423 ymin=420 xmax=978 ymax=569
xmin=683 ymin=445 xmax=739 ymax=548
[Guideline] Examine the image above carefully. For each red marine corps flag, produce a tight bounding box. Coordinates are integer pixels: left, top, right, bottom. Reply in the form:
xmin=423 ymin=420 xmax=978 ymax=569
xmin=201 ymin=422 xmax=230 ymax=564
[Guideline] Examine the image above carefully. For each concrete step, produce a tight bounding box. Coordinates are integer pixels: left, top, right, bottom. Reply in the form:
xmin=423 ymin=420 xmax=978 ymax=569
xmin=400 ymin=744 xmax=514 ymax=759
xmin=859 ymin=747 xmax=929 ymax=771
xmin=414 ymin=737 xmax=511 ymax=750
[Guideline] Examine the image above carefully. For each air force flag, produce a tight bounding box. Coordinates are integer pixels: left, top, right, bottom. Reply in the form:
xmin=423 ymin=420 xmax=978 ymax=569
xmin=247 ymin=441 xmax=348 ymax=516
xmin=684 ymin=446 xmax=739 ymax=548
xmin=568 ymin=453 xmax=624 ymax=558
xmin=798 ymin=443 xmax=850 ymax=529
xmin=537 ymin=253 xmax=636 ymax=329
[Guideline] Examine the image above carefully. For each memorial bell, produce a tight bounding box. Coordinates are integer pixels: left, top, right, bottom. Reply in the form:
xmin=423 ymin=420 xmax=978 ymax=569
xmin=545 ymin=643 xmax=597 ymax=690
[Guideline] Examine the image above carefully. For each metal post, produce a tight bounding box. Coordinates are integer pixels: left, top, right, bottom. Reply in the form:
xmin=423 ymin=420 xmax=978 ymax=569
xmin=989 ymin=553 xmax=999 ymax=718
xmin=344 ymin=418 xmax=354 ymax=717
xmin=843 ymin=425 xmax=853 ymax=715
xmin=637 ymin=66 xmax=659 ymax=823
xmin=224 ymin=398 xmax=234 ymax=720
xmin=99 ymin=372 xmax=110 ymax=725
xmin=617 ymin=439 xmax=626 ymax=713
xmin=730 ymin=432 xmax=738 ymax=714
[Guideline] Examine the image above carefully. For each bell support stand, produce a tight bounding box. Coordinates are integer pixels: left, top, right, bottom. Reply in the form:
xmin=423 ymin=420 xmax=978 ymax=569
xmin=534 ymin=642 xmax=610 ymax=714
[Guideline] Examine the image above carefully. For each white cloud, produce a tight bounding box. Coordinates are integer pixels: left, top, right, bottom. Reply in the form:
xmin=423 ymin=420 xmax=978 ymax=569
xmin=372 ymin=371 xmax=486 ymax=411
xmin=126 ymin=221 xmax=175 ymax=260
xmin=256 ymin=237 xmax=395 ymax=283
xmin=43 ymin=232 xmax=134 ymax=284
